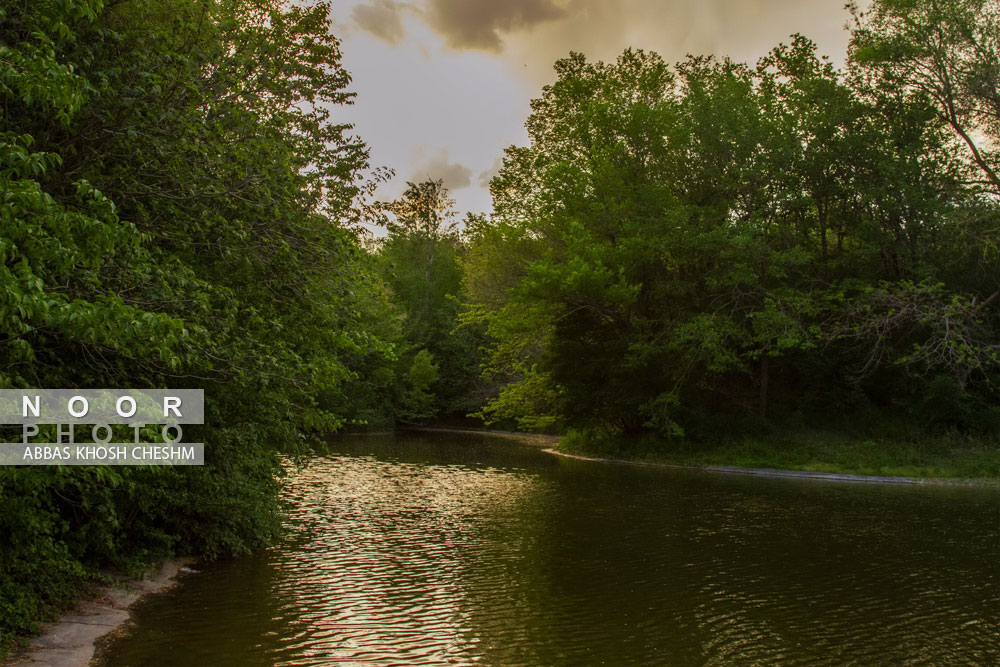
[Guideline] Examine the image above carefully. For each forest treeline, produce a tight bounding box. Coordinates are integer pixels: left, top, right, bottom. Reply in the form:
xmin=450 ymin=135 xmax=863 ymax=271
xmin=2 ymin=0 xmax=1000 ymax=654
xmin=388 ymin=1 xmax=1000 ymax=442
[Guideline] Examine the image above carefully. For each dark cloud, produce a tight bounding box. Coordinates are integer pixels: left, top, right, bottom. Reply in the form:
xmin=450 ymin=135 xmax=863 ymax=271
xmin=499 ymin=0 xmax=863 ymax=87
xmin=412 ymin=149 xmax=473 ymax=190
xmin=352 ymin=0 xmax=407 ymax=45
xmin=423 ymin=0 xmax=572 ymax=52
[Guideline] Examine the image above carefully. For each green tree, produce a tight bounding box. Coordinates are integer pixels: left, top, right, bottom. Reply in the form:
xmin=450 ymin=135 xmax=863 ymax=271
xmin=847 ymin=0 xmax=1000 ymax=393
xmin=0 ymin=0 xmax=394 ymax=651
xmin=850 ymin=0 xmax=1000 ymax=194
xmin=399 ymin=348 xmax=440 ymax=421
xmin=466 ymin=41 xmax=980 ymax=441
xmin=376 ymin=180 xmax=483 ymax=420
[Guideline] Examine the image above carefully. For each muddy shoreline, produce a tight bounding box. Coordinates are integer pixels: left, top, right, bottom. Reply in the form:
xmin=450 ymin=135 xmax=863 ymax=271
xmin=4 ymin=558 xmax=193 ymax=667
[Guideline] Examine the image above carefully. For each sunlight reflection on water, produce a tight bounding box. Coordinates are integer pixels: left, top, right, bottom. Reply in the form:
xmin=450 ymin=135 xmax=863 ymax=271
xmin=100 ymin=432 xmax=1000 ymax=666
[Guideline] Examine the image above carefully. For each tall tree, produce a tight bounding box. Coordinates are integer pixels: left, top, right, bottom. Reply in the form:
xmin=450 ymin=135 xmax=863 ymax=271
xmin=376 ymin=180 xmax=482 ymax=420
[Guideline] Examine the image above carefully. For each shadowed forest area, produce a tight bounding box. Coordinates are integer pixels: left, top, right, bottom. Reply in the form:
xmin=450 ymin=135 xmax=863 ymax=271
xmin=2 ymin=0 xmax=999 ymax=656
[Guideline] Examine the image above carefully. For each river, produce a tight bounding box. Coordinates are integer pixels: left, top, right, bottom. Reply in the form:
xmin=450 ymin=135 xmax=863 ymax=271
xmin=98 ymin=431 xmax=1000 ymax=665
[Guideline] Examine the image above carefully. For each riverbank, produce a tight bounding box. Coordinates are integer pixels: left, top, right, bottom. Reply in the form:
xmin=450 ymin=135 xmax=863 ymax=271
xmin=544 ymin=448 xmax=1000 ymax=486
xmin=404 ymin=426 xmax=1000 ymax=485
xmin=2 ymin=559 xmax=192 ymax=667
xmin=555 ymin=429 xmax=1000 ymax=484
xmin=399 ymin=426 xmax=560 ymax=446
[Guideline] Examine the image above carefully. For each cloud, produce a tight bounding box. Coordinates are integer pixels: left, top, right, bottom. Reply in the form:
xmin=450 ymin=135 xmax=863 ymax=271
xmin=352 ymin=0 xmax=407 ymax=45
xmin=477 ymin=156 xmax=504 ymax=188
xmin=411 ymin=148 xmax=473 ymax=191
xmin=333 ymin=0 xmax=863 ymax=222
xmin=405 ymin=1 xmax=859 ymax=87
xmin=423 ymin=0 xmax=572 ymax=52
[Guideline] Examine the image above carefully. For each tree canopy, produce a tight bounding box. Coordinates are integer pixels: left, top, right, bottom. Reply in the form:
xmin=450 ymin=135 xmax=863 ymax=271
xmin=1 ymin=0 xmax=394 ymax=647
xmin=464 ymin=34 xmax=999 ymax=440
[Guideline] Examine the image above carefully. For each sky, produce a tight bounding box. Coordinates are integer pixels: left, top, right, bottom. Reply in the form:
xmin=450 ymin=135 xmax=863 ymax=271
xmin=327 ymin=1 xmax=865 ymax=231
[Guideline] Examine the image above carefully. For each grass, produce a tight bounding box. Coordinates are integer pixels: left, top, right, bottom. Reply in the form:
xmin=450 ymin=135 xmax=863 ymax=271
xmin=557 ymin=428 xmax=1000 ymax=480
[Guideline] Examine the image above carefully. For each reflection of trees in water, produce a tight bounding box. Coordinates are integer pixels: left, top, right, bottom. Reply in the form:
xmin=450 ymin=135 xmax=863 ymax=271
xmin=453 ymin=459 xmax=1000 ymax=665
xmin=100 ymin=547 xmax=312 ymax=666
xmin=452 ymin=460 xmax=710 ymax=665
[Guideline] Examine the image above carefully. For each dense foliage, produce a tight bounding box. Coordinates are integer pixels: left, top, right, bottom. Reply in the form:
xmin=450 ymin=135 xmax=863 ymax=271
xmin=372 ymin=180 xmax=484 ymax=422
xmin=0 ymin=0 xmax=393 ymax=651
xmin=464 ymin=6 xmax=1000 ymax=441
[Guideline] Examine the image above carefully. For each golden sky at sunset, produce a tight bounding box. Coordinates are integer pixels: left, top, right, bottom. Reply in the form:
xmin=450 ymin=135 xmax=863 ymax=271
xmin=329 ymin=1 xmax=865 ymax=227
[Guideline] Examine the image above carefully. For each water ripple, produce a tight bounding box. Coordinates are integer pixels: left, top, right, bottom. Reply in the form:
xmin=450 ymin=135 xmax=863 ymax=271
xmin=100 ymin=433 xmax=1000 ymax=666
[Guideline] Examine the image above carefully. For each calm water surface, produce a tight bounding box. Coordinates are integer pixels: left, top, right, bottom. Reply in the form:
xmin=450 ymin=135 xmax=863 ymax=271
xmin=100 ymin=432 xmax=1000 ymax=665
